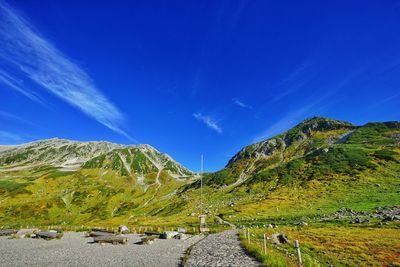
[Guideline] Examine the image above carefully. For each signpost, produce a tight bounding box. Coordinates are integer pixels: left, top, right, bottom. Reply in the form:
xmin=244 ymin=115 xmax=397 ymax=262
xmin=199 ymin=155 xmax=209 ymax=233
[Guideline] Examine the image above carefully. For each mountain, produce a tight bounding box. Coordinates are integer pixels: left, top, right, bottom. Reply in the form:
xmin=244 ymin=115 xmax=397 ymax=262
xmin=0 ymin=138 xmax=194 ymax=226
xmin=204 ymin=117 xmax=399 ymax=187
xmin=0 ymin=117 xmax=399 ymax=231
xmin=0 ymin=138 xmax=192 ymax=177
xmin=180 ymin=117 xmax=399 ymax=225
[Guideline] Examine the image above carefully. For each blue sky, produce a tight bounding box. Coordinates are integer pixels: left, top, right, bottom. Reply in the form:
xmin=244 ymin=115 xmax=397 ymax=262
xmin=0 ymin=0 xmax=400 ymax=171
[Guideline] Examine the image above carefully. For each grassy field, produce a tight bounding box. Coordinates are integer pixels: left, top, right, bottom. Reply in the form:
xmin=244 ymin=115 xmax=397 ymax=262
xmin=239 ymin=223 xmax=400 ymax=267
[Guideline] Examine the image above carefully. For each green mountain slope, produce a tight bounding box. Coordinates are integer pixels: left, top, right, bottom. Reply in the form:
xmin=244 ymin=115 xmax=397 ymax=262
xmin=1 ymin=117 xmax=398 ymax=266
xmin=172 ymin=117 xmax=399 ymax=224
xmin=0 ymin=139 xmax=194 ymax=226
xmin=0 ymin=117 xmax=399 ymax=229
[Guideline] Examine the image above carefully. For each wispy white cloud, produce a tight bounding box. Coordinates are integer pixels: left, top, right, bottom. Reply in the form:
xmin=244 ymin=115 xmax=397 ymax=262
xmin=0 ymin=130 xmax=22 ymax=142
xmin=0 ymin=111 xmax=36 ymax=127
xmin=0 ymin=69 xmax=45 ymax=105
xmin=253 ymin=96 xmax=332 ymax=142
xmin=368 ymin=90 xmax=400 ymax=109
xmin=193 ymin=112 xmax=222 ymax=134
xmin=233 ymin=98 xmax=252 ymax=109
xmin=0 ymin=2 xmax=133 ymax=140
xmin=268 ymin=63 xmax=315 ymax=104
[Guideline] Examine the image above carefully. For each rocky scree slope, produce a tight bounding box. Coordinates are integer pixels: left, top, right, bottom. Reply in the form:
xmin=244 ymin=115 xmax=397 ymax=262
xmin=0 ymin=138 xmax=192 ymax=177
xmin=203 ymin=117 xmax=399 ymax=187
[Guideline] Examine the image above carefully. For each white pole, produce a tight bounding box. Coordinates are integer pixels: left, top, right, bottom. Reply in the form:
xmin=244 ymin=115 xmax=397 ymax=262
xmin=263 ymin=234 xmax=267 ymax=255
xmin=200 ymin=155 xmax=203 ymax=216
xmin=295 ymin=240 xmax=302 ymax=267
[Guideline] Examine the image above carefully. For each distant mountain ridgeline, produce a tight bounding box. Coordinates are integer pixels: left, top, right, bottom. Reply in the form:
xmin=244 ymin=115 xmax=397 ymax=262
xmin=0 ymin=117 xmax=399 ymax=227
xmin=0 ymin=138 xmax=192 ymax=177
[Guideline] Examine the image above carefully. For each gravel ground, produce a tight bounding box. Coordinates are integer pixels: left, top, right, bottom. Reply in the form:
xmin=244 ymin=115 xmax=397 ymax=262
xmin=185 ymin=230 xmax=260 ymax=267
xmin=0 ymin=232 xmax=203 ymax=267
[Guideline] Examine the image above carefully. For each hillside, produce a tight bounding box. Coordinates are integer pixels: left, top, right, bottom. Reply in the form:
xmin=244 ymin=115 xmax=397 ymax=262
xmin=182 ymin=117 xmax=400 ymax=221
xmin=0 ymin=117 xmax=399 ymax=229
xmin=0 ymin=138 xmax=194 ymax=227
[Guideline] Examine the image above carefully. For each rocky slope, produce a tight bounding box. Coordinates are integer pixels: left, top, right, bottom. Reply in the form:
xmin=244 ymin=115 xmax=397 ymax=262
xmin=0 ymin=138 xmax=192 ymax=177
xmin=0 ymin=117 xmax=399 ymax=229
xmin=204 ymin=117 xmax=399 ymax=187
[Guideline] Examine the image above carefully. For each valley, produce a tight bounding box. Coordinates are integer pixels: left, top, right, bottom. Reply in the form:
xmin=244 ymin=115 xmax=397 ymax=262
xmin=0 ymin=117 xmax=399 ymax=266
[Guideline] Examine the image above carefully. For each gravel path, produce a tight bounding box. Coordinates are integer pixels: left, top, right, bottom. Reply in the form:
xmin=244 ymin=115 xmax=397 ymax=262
xmin=0 ymin=232 xmax=203 ymax=267
xmin=185 ymin=230 xmax=260 ymax=267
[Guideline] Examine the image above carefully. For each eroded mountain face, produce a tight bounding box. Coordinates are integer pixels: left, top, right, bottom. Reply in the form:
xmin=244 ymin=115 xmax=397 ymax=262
xmin=0 ymin=138 xmax=192 ymax=178
xmin=0 ymin=117 xmax=399 ymax=227
xmin=204 ymin=117 xmax=399 ymax=187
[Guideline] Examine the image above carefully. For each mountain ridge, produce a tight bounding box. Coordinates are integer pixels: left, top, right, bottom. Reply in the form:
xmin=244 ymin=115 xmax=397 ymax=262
xmin=0 ymin=138 xmax=192 ymax=179
xmin=0 ymin=116 xmax=399 ymax=234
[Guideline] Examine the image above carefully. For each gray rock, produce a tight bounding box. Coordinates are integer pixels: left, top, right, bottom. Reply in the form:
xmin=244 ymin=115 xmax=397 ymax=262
xmin=118 ymin=225 xmax=129 ymax=234
xmin=161 ymin=231 xmax=179 ymax=239
xmin=272 ymin=233 xmax=290 ymax=244
xmin=15 ymin=228 xmax=40 ymax=238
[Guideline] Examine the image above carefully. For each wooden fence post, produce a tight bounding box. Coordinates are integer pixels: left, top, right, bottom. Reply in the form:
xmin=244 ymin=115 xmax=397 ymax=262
xmin=247 ymin=229 xmax=250 ymax=244
xmin=295 ymin=240 xmax=302 ymax=267
xmin=263 ymin=234 xmax=267 ymax=255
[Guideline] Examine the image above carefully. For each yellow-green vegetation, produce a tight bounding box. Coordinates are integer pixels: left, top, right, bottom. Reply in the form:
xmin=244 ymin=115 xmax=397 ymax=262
xmin=0 ymin=117 xmax=399 ymax=265
xmin=239 ymin=223 xmax=400 ymax=266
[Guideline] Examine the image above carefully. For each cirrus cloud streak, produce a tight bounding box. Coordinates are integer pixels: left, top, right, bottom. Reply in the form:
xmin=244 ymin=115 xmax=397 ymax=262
xmin=0 ymin=1 xmax=133 ymax=140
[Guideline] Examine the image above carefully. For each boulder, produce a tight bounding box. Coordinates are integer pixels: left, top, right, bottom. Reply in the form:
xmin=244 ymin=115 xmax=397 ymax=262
xmin=88 ymin=231 xmax=115 ymax=237
xmin=118 ymin=225 xmax=129 ymax=234
xmin=160 ymin=231 xmax=179 ymax=239
xmin=0 ymin=229 xmax=17 ymax=236
xmin=15 ymin=228 xmax=40 ymax=238
xmin=93 ymin=235 xmax=128 ymax=245
xmin=36 ymin=231 xmax=63 ymax=240
xmin=382 ymin=215 xmax=400 ymax=223
xmin=177 ymin=227 xmax=186 ymax=233
xmin=272 ymin=233 xmax=290 ymax=244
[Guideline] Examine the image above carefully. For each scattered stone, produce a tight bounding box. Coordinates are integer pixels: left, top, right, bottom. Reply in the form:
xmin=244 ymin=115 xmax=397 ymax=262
xmin=295 ymin=221 xmax=308 ymax=226
xmin=35 ymin=231 xmax=63 ymax=240
xmin=381 ymin=215 xmax=400 ymax=223
xmin=0 ymin=229 xmax=17 ymax=236
xmin=0 ymin=232 xmax=203 ymax=266
xmin=92 ymin=235 xmax=128 ymax=245
xmin=272 ymin=233 xmax=290 ymax=244
xmin=87 ymin=231 xmax=115 ymax=237
xmin=15 ymin=229 xmax=40 ymax=238
xmin=160 ymin=231 xmax=179 ymax=239
xmin=118 ymin=225 xmax=129 ymax=234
